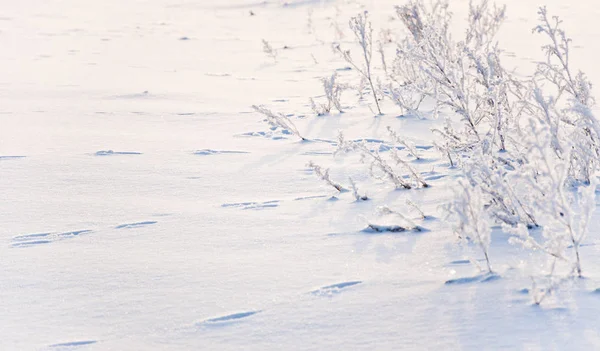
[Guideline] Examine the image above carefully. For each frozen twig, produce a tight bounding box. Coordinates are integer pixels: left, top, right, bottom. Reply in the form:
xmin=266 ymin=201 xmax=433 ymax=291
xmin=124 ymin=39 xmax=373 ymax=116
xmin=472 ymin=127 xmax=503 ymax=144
xmin=349 ymin=177 xmax=368 ymax=201
xmin=334 ymin=11 xmax=382 ymax=115
xmin=252 ymin=105 xmax=306 ymax=141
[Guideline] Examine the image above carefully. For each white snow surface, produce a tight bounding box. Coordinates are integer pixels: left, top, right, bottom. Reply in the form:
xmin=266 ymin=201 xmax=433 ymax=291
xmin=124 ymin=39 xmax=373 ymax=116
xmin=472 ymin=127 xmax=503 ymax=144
xmin=2 ymin=0 xmax=600 ymax=350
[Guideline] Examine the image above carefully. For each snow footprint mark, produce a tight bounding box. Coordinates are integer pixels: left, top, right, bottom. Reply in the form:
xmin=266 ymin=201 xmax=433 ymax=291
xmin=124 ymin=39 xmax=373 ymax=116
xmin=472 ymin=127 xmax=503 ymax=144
xmin=94 ymin=150 xmax=142 ymax=156
xmin=11 ymin=222 xmax=158 ymax=247
xmin=193 ymin=149 xmax=249 ymax=156
xmin=48 ymin=340 xmax=97 ymax=349
xmin=301 ymin=151 xmax=333 ymax=156
xmin=424 ymin=174 xmax=447 ymax=181
xmin=310 ymin=281 xmax=362 ymax=296
xmin=445 ymin=273 xmax=500 ymax=285
xmin=11 ymin=233 xmax=52 ymax=247
xmin=11 ymin=230 xmax=92 ymax=248
xmin=196 ymin=282 xmax=362 ymax=329
xmin=200 ymin=311 xmax=261 ymax=326
xmin=236 ymin=131 xmax=288 ymax=140
xmin=221 ymin=200 xmax=280 ymax=210
xmin=115 ymin=221 xmax=157 ymax=229
xmin=294 ymin=195 xmax=328 ymax=201
xmin=446 ymin=259 xmax=471 ymax=266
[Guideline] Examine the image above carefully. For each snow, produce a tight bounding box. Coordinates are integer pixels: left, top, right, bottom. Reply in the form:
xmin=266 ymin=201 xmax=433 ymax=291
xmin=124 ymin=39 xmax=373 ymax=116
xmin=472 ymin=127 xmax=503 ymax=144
xmin=1 ymin=0 xmax=600 ymax=350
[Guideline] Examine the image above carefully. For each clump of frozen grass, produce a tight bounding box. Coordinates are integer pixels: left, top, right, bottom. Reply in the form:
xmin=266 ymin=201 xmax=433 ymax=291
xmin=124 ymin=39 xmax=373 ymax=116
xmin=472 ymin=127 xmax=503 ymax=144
xmin=252 ymin=105 xmax=306 ymax=141
xmin=333 ymin=11 xmax=382 ymax=115
xmin=310 ymin=72 xmax=347 ymax=116
xmin=306 ymin=161 xmax=345 ymax=192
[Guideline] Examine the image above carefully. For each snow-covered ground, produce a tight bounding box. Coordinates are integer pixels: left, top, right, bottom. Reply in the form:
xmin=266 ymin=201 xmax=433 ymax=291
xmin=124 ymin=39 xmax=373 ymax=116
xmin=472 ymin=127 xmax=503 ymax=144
xmin=2 ymin=0 xmax=600 ymax=350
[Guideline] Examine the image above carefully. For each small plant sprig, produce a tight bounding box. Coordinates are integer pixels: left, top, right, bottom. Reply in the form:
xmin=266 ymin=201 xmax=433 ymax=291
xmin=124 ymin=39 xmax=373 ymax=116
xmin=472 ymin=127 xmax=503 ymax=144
xmin=252 ymin=105 xmax=306 ymax=141
xmin=349 ymin=177 xmax=368 ymax=201
xmin=387 ymin=126 xmax=421 ymax=160
xmin=406 ymin=199 xmax=426 ymax=220
xmin=310 ymin=72 xmax=347 ymax=116
xmin=335 ymin=132 xmax=411 ymax=189
xmin=333 ymin=11 xmax=382 ymax=115
xmin=307 ymin=161 xmax=345 ymax=192
xmin=389 ymin=149 xmax=429 ymax=188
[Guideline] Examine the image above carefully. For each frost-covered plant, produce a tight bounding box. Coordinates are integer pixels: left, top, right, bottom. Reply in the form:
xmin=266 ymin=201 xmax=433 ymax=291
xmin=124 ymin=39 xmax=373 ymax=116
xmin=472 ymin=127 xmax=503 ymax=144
xmin=529 ymin=274 xmax=573 ymax=306
xmin=465 ymin=0 xmax=506 ymax=50
xmin=383 ymin=81 xmax=426 ymax=118
xmin=281 ymin=0 xmax=599 ymax=302
xmin=397 ymin=0 xmax=451 ymax=42
xmin=387 ymin=126 xmax=421 ymax=160
xmin=307 ymin=161 xmax=345 ymax=192
xmin=389 ymin=148 xmax=429 ymax=188
xmin=391 ymin=0 xmax=450 ymax=109
xmin=310 ymin=72 xmax=347 ymax=115
xmin=353 ymin=76 xmax=365 ymax=100
xmin=383 ymin=1 xmax=451 ymax=116
xmin=433 ymin=141 xmax=455 ymax=168
xmin=387 ymin=127 xmax=429 ymax=187
xmin=395 ymin=0 xmax=515 ymax=155
xmin=446 ymin=179 xmax=493 ymax=274
xmin=368 ymin=205 xmax=421 ymax=232
xmin=500 ymin=120 xmax=598 ymax=304
xmin=262 ymin=39 xmax=277 ymax=61
xmin=461 ymin=147 xmax=538 ymax=228
xmin=335 ymin=132 xmax=427 ymax=189
xmin=438 ymin=3 xmax=598 ymax=284
xmin=309 ymin=98 xmax=324 ymax=116
xmin=532 ymin=7 xmax=600 ymax=185
xmin=534 ymin=7 xmax=594 ymax=107
xmin=335 ymin=132 xmax=412 ymax=189
xmin=252 ymin=105 xmax=306 ymax=141
xmin=406 ymin=199 xmax=426 ymax=220
xmin=349 ymin=177 xmax=368 ymax=201
xmin=506 ymin=120 xmax=598 ymax=279
xmin=377 ymin=29 xmax=392 ymax=75
xmin=333 ymin=11 xmax=382 ymax=115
